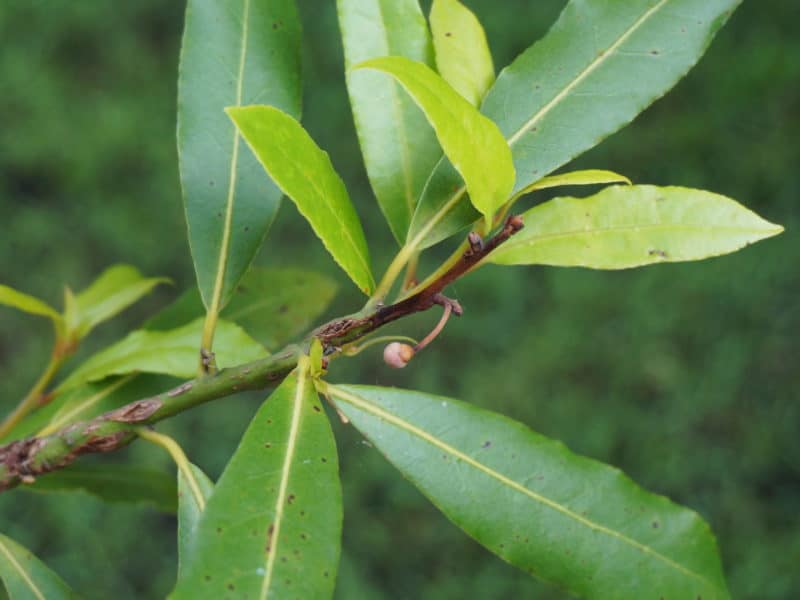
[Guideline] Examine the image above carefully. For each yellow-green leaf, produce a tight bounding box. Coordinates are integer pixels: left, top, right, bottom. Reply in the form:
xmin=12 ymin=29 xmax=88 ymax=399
xmin=58 ymin=318 xmax=266 ymax=392
xmin=354 ymin=56 xmax=514 ymax=222
xmin=0 ymin=533 xmax=80 ymax=600
xmin=227 ymin=105 xmax=375 ymax=295
xmin=514 ymin=169 xmax=631 ymax=197
xmin=430 ymin=0 xmax=494 ymax=106
xmin=65 ymin=265 xmax=168 ymax=339
xmin=490 ymin=185 xmax=783 ymax=269
xmin=0 ymin=284 xmax=61 ymax=324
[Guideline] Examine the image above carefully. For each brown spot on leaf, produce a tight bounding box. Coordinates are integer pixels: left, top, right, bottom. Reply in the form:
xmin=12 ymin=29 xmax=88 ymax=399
xmin=288 ymin=494 xmax=295 ymax=505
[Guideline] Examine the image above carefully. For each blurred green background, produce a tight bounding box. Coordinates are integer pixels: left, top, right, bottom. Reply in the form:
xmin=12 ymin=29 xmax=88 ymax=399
xmin=0 ymin=1 xmax=797 ymax=598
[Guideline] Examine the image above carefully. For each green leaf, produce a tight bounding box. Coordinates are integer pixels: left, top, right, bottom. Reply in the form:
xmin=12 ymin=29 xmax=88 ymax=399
xmin=172 ymin=364 xmax=341 ymax=599
xmin=408 ymin=0 xmax=742 ymax=250
xmin=177 ymin=463 xmax=214 ymax=578
xmin=0 ymin=376 xmax=172 ymax=443
xmin=178 ymin=0 xmax=302 ymax=313
xmin=24 ymin=464 xmax=178 ymax=513
xmin=430 ymin=0 xmax=494 ymax=106
xmin=489 ymin=185 xmax=783 ymax=269
xmin=58 ymin=319 xmax=266 ymax=392
xmin=65 ymin=265 xmax=168 ymax=339
xmin=328 ymin=384 xmax=730 ymax=600
xmin=144 ymin=267 xmax=338 ymax=350
xmin=515 ymin=169 xmax=631 ymax=196
xmin=355 ymin=56 xmax=514 ymax=222
xmin=0 ymin=533 xmax=80 ymax=600
xmin=338 ymin=0 xmax=441 ymax=244
xmin=0 ymin=285 xmax=61 ymax=324
xmin=227 ymin=105 xmax=375 ymax=295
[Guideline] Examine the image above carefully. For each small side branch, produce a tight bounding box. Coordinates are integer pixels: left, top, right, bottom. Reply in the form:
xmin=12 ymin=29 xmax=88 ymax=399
xmin=0 ymin=216 xmax=523 ymax=493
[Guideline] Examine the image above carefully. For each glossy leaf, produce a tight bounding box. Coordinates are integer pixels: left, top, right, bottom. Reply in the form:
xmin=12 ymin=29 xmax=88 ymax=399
xmin=430 ymin=0 xmax=494 ymax=106
xmin=172 ymin=365 xmax=341 ymax=599
xmin=0 ymin=284 xmax=61 ymax=324
xmin=490 ymin=185 xmax=783 ymax=269
xmin=338 ymin=0 xmax=441 ymax=244
xmin=25 ymin=464 xmax=178 ymax=513
xmin=65 ymin=265 xmax=168 ymax=339
xmin=177 ymin=463 xmax=214 ymax=578
xmin=0 ymin=533 xmax=79 ymax=600
xmin=144 ymin=267 xmax=338 ymax=350
xmin=227 ymin=105 xmax=375 ymax=295
xmin=514 ymin=169 xmax=631 ymax=197
xmin=328 ymin=384 xmax=730 ymax=600
xmin=409 ymin=0 xmax=742 ymax=249
xmin=58 ymin=319 xmax=266 ymax=392
xmin=178 ymin=0 xmax=301 ymax=313
xmin=355 ymin=56 xmax=514 ymax=222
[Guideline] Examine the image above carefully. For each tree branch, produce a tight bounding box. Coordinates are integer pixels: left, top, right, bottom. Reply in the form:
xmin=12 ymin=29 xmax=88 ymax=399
xmin=0 ymin=217 xmax=523 ymax=493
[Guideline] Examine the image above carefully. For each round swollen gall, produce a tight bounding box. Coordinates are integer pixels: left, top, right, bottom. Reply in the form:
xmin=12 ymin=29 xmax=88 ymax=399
xmin=383 ymin=342 xmax=415 ymax=369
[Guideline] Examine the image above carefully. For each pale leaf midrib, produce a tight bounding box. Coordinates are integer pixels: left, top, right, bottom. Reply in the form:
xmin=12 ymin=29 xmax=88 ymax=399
xmin=412 ymin=0 xmax=670 ymax=249
xmin=0 ymin=538 xmax=46 ymax=600
xmin=504 ymin=222 xmax=780 ymax=249
xmin=330 ymin=386 xmax=717 ymax=589
xmin=260 ymin=374 xmax=306 ymax=599
xmin=208 ymin=0 xmax=251 ymax=318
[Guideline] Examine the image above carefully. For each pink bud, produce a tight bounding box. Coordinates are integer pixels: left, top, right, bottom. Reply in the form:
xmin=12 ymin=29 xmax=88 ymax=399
xmin=383 ymin=342 xmax=415 ymax=369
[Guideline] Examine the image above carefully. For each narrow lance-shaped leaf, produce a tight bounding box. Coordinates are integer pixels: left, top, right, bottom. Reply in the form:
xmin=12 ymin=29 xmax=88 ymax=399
xmin=408 ymin=0 xmax=742 ymax=250
xmin=177 ymin=463 xmax=214 ymax=578
xmin=489 ymin=185 xmax=783 ymax=269
xmin=178 ymin=0 xmax=301 ymax=314
xmin=144 ymin=267 xmax=338 ymax=351
xmin=172 ymin=361 xmax=342 ymax=599
xmin=0 ymin=284 xmax=62 ymax=324
xmin=514 ymin=169 xmax=631 ymax=197
xmin=25 ymin=464 xmax=178 ymax=513
xmin=338 ymin=0 xmax=441 ymax=244
xmin=354 ymin=56 xmax=514 ymax=223
xmin=0 ymin=532 xmax=80 ymax=600
xmin=227 ymin=105 xmax=375 ymax=295
xmin=58 ymin=318 xmax=266 ymax=392
xmin=430 ymin=0 xmax=495 ymax=106
xmin=328 ymin=384 xmax=730 ymax=600
xmin=64 ymin=264 xmax=168 ymax=339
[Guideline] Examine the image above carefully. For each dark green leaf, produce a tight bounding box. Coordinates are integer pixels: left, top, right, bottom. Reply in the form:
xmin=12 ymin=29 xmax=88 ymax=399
xmin=57 ymin=319 xmax=266 ymax=392
xmin=490 ymin=185 xmax=783 ymax=269
xmin=64 ymin=265 xmax=168 ymax=339
xmin=24 ymin=464 xmax=178 ymax=513
xmin=178 ymin=0 xmax=302 ymax=311
xmin=144 ymin=267 xmax=338 ymax=350
xmin=408 ymin=0 xmax=742 ymax=249
xmin=430 ymin=0 xmax=494 ymax=106
xmin=228 ymin=105 xmax=375 ymax=295
xmin=338 ymin=0 xmax=441 ymax=244
xmin=355 ymin=56 xmax=514 ymax=222
xmin=328 ymin=384 xmax=730 ymax=600
xmin=172 ymin=364 xmax=341 ymax=599
xmin=177 ymin=463 xmax=214 ymax=578
xmin=0 ymin=533 xmax=80 ymax=599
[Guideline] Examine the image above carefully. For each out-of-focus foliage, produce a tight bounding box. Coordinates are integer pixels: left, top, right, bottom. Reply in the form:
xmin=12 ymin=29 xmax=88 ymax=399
xmin=0 ymin=1 xmax=797 ymax=598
